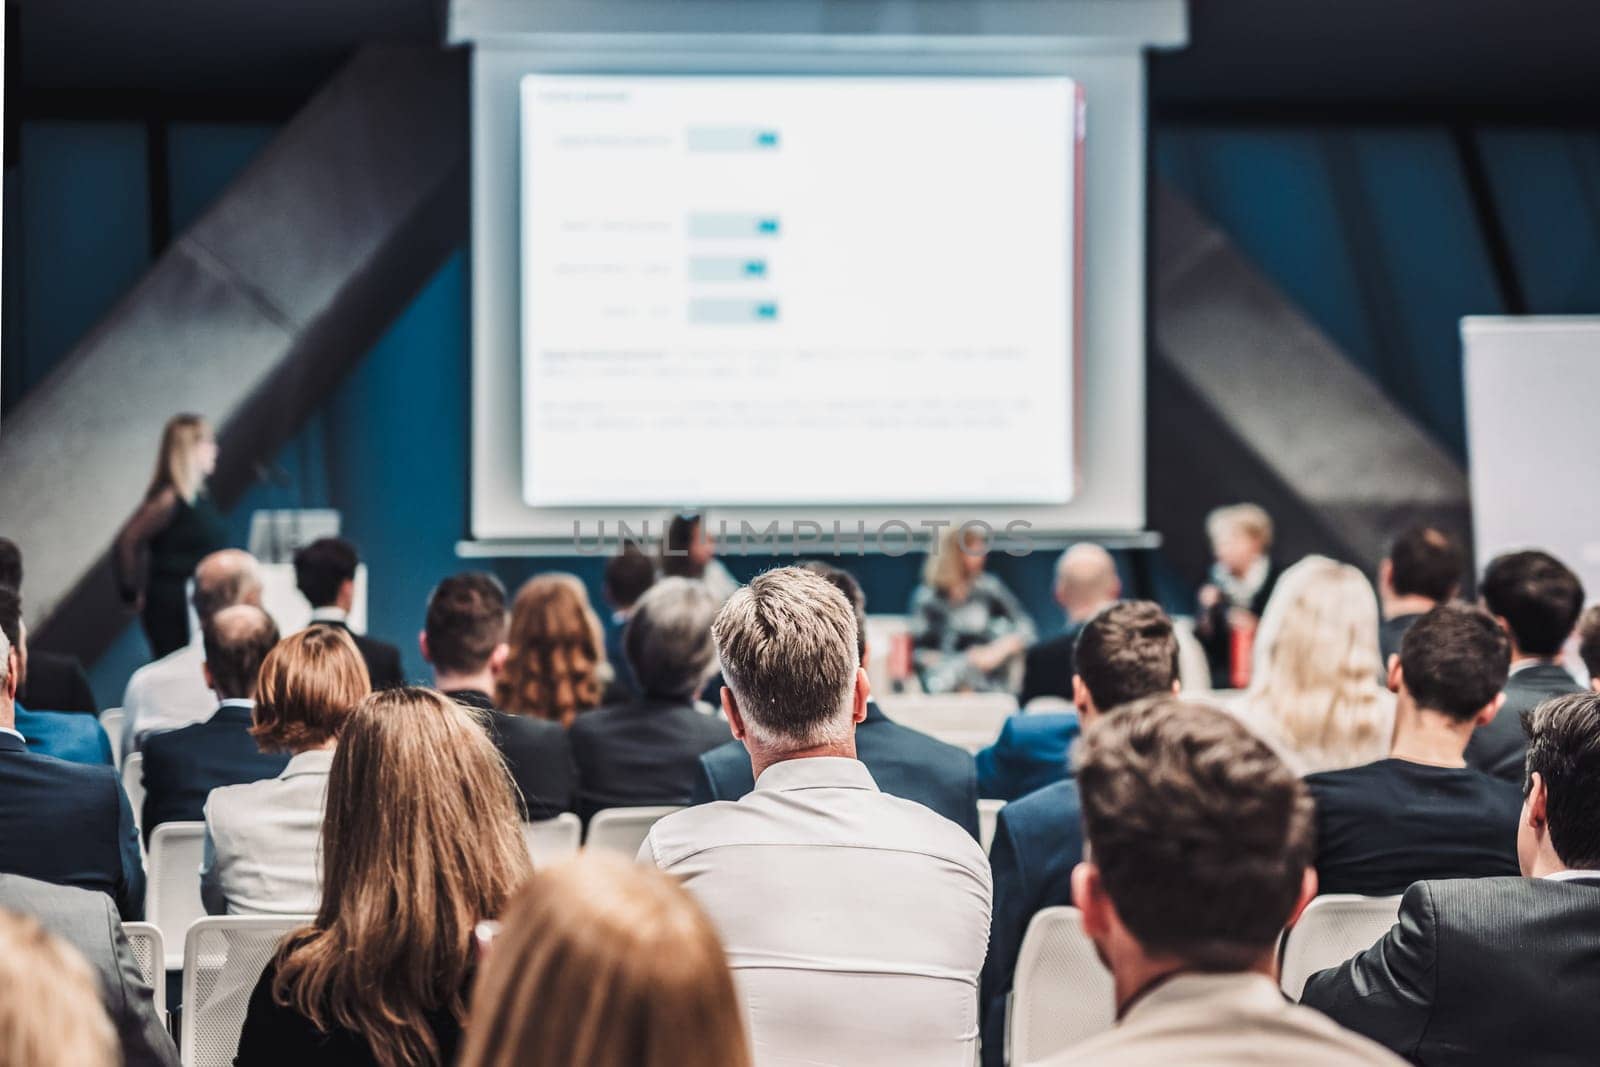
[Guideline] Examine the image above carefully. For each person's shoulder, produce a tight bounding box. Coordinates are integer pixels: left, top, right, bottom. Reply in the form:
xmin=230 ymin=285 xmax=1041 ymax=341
xmin=1007 ymin=777 xmax=1081 ymax=819
xmin=1303 ymin=759 xmax=1387 ymax=794
xmin=868 ymin=714 xmax=974 ymax=766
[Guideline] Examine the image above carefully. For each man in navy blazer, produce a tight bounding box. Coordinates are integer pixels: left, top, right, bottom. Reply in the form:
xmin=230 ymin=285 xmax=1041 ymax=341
xmin=141 ymin=605 xmax=289 ymax=840
xmin=691 ymin=561 xmax=981 ymax=840
xmin=0 ymin=587 xmax=144 ymax=920
xmin=980 ymin=601 xmax=1181 ymax=1067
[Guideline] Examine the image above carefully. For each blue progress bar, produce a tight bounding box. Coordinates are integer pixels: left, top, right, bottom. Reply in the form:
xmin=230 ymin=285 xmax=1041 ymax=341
xmin=688 ymin=213 xmax=781 ymax=239
xmin=686 ymin=126 xmax=782 ymax=152
xmin=689 ymin=299 xmax=780 ymax=324
xmin=689 ymin=257 xmax=770 ymax=282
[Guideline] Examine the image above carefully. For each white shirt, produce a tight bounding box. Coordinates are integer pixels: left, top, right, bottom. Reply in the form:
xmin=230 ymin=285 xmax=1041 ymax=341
xmin=121 ymin=640 xmax=213 ymax=760
xmin=641 ymin=756 xmax=992 ymax=1067
xmin=201 ymin=748 xmax=333 ymax=916
xmin=0 ymin=726 xmax=24 ymax=743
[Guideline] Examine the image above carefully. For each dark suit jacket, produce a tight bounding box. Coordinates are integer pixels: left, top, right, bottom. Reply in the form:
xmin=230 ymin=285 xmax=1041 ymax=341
xmin=1196 ymin=561 xmax=1279 ymax=688
xmin=1018 ymin=627 xmax=1082 ymax=708
xmin=16 ymin=649 xmax=97 ymax=714
xmin=691 ymin=701 xmax=981 ymax=839
xmin=139 ymin=703 xmax=289 ymax=841
xmin=1464 ymin=663 xmax=1583 ymax=781
xmin=975 ymin=712 xmax=1080 ymax=801
xmin=0 ymin=731 xmax=144 ymax=920
xmin=568 ymin=697 xmax=733 ymax=822
xmin=16 ymin=703 xmax=114 ymax=765
xmin=980 ymin=778 xmax=1085 ymax=1067
xmin=314 ymin=619 xmax=404 ymax=690
xmin=446 ymin=689 xmax=577 ymax=820
xmin=1379 ymin=613 xmax=1425 ymax=667
xmin=1302 ymin=875 xmax=1600 ymax=1066
xmin=0 ymin=874 xmax=177 ymax=1066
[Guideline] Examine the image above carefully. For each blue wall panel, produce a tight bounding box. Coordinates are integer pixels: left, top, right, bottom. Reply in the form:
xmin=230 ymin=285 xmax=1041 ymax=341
xmin=1477 ymin=128 xmax=1600 ymax=314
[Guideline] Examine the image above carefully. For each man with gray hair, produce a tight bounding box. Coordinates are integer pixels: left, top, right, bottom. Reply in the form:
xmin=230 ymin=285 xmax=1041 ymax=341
xmin=642 ymin=566 xmax=992 ymax=1067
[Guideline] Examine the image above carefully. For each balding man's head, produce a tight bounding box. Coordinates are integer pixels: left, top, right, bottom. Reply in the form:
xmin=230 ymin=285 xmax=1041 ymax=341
xmin=202 ymin=604 xmax=279 ymax=700
xmin=1056 ymin=544 xmax=1121 ymax=622
xmin=192 ymin=550 xmax=263 ymax=622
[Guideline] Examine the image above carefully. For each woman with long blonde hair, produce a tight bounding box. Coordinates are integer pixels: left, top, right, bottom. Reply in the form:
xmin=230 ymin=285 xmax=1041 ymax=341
xmin=908 ymin=524 xmax=1035 ymax=693
xmin=1241 ymin=555 xmax=1395 ymax=774
xmin=113 ymin=413 xmax=228 ymax=657
xmin=496 ymin=573 xmax=612 ymax=725
xmin=458 ymin=853 xmax=752 ymax=1067
xmin=234 ymin=687 xmax=532 ymax=1067
xmin=0 ymin=908 xmax=117 ymax=1067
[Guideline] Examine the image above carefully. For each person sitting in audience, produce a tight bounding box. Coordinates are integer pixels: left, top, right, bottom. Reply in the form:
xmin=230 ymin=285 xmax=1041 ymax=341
xmin=643 ymin=567 xmax=991 ymax=1066
xmin=1019 ymin=543 xmax=1121 ymax=707
xmin=140 ymin=604 xmax=286 ymax=839
xmin=910 ymin=525 xmax=1035 ymax=694
xmin=0 ymin=589 xmax=143 ymax=920
xmin=1037 ymin=699 xmax=1403 ymax=1067
xmin=0 ymin=588 xmax=111 ymax=765
xmin=1305 ymin=604 xmax=1520 ymax=896
xmin=202 ymin=625 xmax=370 ymax=915
xmin=457 ymin=853 xmax=752 ymax=1067
xmin=601 ymin=541 xmax=656 ymax=698
xmin=1579 ymin=604 xmax=1600 ymax=692
xmin=422 ymin=571 xmax=575 ymax=819
xmin=1377 ymin=525 xmax=1465 ymax=663
xmin=979 ymin=601 xmax=1180 ymax=1067
xmin=570 ymin=577 xmax=733 ymax=822
xmin=292 ymin=537 xmax=404 ymax=688
xmin=0 ymin=538 xmax=96 ymax=713
xmin=1194 ymin=503 xmax=1279 ymax=688
xmin=1241 ymin=555 xmax=1394 ymax=774
xmin=660 ymin=512 xmax=740 ymax=604
xmin=121 ymin=547 xmax=262 ymax=758
xmin=0 ymin=874 xmax=177 ymax=1066
xmin=694 ymin=561 xmax=980 ymax=839
xmin=0 ymin=906 xmax=117 ymax=1067
xmin=235 ymin=687 xmax=532 ymax=1067
xmin=1465 ymin=549 xmax=1585 ymax=781
xmin=1303 ymin=692 xmax=1600 ymax=1064
xmin=496 ymin=573 xmax=614 ymax=724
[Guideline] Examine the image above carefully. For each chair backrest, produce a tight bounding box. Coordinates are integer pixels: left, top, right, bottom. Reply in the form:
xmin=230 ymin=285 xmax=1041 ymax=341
xmin=978 ymin=798 xmax=1006 ymax=855
xmin=100 ymin=708 xmax=126 ymax=770
xmin=182 ymin=915 xmax=312 ymax=1067
xmin=121 ymin=752 xmax=145 ymax=830
xmin=878 ymin=693 xmax=1017 ymax=753
xmin=1280 ymin=894 xmax=1402 ymax=999
xmin=1022 ymin=696 xmax=1074 ymax=713
xmin=147 ymin=821 xmax=208 ymax=970
xmin=523 ymin=813 xmax=582 ymax=866
xmin=586 ymin=806 xmax=684 ymax=857
xmin=1010 ymin=906 xmax=1115 ymax=1065
xmin=120 ymin=921 xmax=166 ymax=1023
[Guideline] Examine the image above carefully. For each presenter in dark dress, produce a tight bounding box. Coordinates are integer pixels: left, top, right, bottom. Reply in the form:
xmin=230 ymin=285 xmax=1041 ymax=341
xmin=113 ymin=414 xmax=228 ymax=659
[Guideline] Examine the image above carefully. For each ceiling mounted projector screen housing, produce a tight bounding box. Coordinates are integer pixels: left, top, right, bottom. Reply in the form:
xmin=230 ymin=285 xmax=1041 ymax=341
xmin=519 ymin=74 xmax=1081 ymax=509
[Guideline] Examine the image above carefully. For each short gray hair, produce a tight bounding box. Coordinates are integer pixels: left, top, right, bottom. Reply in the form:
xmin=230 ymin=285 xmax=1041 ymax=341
xmin=712 ymin=567 xmax=858 ymax=750
xmin=624 ymin=578 xmax=719 ymax=701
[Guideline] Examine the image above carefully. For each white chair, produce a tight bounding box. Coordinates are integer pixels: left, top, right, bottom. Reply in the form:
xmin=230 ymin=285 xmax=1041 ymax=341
xmin=120 ymin=921 xmax=166 ymax=1024
xmin=1022 ymin=696 xmax=1074 ymax=713
xmin=121 ymin=752 xmax=145 ymax=831
xmin=586 ymin=806 xmax=683 ymax=858
xmin=1009 ymin=906 xmax=1115 ymax=1065
xmin=100 ymin=708 xmax=126 ymax=769
xmin=978 ymin=798 xmax=1006 ymax=855
xmin=878 ymin=693 xmax=1017 ymax=753
xmin=1280 ymin=894 xmax=1402 ymax=999
xmin=147 ymin=821 xmax=208 ymax=971
xmin=522 ymin=813 xmax=582 ymax=866
xmin=182 ymin=915 xmax=311 ymax=1067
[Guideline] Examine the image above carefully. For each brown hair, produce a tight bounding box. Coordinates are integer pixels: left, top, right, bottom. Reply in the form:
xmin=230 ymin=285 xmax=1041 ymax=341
xmin=0 ymin=908 xmax=116 ymax=1067
xmin=496 ymin=574 xmax=607 ymax=726
xmin=1073 ymin=600 xmax=1179 ymax=711
xmin=1076 ymin=698 xmax=1314 ymax=969
xmin=145 ymin=412 xmax=212 ymax=503
xmin=458 ymin=854 xmax=752 ymax=1067
xmin=425 ymin=572 xmax=509 ymax=676
xmin=252 ymin=625 xmax=372 ymax=753
xmin=271 ymin=688 xmax=533 ymax=1067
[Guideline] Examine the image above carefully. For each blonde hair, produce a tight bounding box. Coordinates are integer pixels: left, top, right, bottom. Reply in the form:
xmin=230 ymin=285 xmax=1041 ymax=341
xmin=1206 ymin=503 xmax=1274 ymax=551
xmin=0 ymin=908 xmax=116 ymax=1067
xmin=270 ymin=688 xmax=533 ymax=1067
xmin=458 ymin=854 xmax=753 ymax=1067
xmin=923 ymin=524 xmax=984 ymax=596
xmin=1244 ymin=556 xmax=1393 ymax=773
xmin=251 ymin=625 xmax=372 ymax=753
xmin=496 ymin=574 xmax=607 ymax=726
xmin=146 ymin=413 xmax=212 ymax=503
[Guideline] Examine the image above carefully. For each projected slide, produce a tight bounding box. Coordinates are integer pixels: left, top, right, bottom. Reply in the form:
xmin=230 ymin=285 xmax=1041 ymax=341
xmin=520 ymin=75 xmax=1079 ymax=507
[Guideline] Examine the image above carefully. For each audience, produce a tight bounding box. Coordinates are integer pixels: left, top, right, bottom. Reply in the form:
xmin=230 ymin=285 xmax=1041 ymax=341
xmin=1039 ymin=699 xmax=1403 ymax=1066
xmin=979 ymin=601 xmax=1180 ymax=1067
xmin=1305 ymin=604 xmax=1520 ymax=895
xmin=910 ymin=524 xmax=1036 ymax=693
xmin=0 ymin=537 xmax=96 ymax=713
xmin=694 ymin=561 xmax=980 ymax=838
xmin=643 ymin=567 xmax=991 ymax=1066
xmin=202 ymin=625 xmax=370 ymax=915
xmin=1465 ymin=549 xmax=1585 ymax=780
xmin=457 ymin=854 xmax=753 ymax=1067
xmin=1019 ymin=543 xmax=1121 ymax=707
xmin=121 ymin=547 xmax=262 ymax=758
xmin=1376 ymin=525 xmax=1465 ymax=662
xmin=235 ymin=687 xmax=532 ymax=1067
xmin=292 ymin=537 xmax=404 ymax=689
xmin=601 ymin=541 xmax=656 ymax=697
xmin=0 ymin=906 xmax=117 ymax=1067
xmin=423 ymin=571 xmax=576 ymax=819
xmin=1304 ymin=692 xmax=1600 ymax=1063
xmin=0 ymin=591 xmax=143 ymax=920
xmin=0 ymin=874 xmax=176 ymax=1066
xmin=1 ymin=588 xmax=113 ymax=765
xmin=1241 ymin=555 xmax=1394 ymax=773
xmin=495 ymin=572 xmax=613 ymax=724
xmin=660 ymin=512 xmax=740 ymax=604
xmin=140 ymin=604 xmax=286 ymax=838
xmin=1194 ymin=502 xmax=1279 ymax=688
xmin=570 ymin=577 xmax=733 ymax=821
